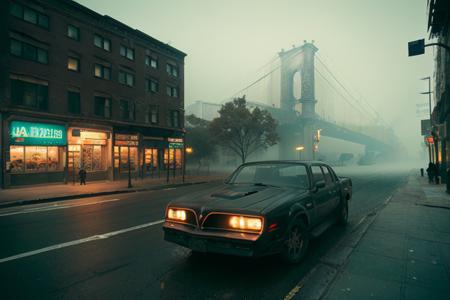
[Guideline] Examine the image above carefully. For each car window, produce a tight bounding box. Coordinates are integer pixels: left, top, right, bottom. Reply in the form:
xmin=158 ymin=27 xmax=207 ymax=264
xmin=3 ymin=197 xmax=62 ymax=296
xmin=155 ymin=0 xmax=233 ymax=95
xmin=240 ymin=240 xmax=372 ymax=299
xmin=278 ymin=165 xmax=309 ymax=188
xmin=229 ymin=163 xmax=309 ymax=188
xmin=311 ymin=166 xmax=325 ymax=184
xmin=327 ymin=166 xmax=338 ymax=182
xmin=321 ymin=166 xmax=333 ymax=184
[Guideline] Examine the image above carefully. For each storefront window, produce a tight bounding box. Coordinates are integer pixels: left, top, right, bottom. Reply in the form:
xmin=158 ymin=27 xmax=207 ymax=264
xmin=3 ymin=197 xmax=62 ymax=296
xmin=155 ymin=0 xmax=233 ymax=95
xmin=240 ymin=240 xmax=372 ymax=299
xmin=145 ymin=148 xmax=158 ymax=171
xmin=10 ymin=146 xmax=24 ymax=173
xmin=164 ymin=148 xmax=182 ymax=169
xmin=47 ymin=146 xmax=59 ymax=171
xmin=68 ymin=129 xmax=109 ymax=172
xmin=25 ymin=146 xmax=47 ymax=172
xmin=10 ymin=146 xmax=64 ymax=173
xmin=68 ymin=145 xmax=81 ymax=172
xmin=115 ymin=146 xmax=138 ymax=172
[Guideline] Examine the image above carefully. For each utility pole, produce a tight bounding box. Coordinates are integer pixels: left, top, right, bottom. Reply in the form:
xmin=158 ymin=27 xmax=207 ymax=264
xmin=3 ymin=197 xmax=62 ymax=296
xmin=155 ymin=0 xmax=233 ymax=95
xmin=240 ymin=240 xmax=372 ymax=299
xmin=421 ymin=76 xmax=433 ymax=164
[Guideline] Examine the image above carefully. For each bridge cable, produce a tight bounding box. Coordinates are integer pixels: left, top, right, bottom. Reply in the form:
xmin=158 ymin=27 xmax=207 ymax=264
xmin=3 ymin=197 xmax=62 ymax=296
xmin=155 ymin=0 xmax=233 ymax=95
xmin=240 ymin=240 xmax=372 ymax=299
xmin=316 ymin=55 xmax=378 ymax=121
xmin=316 ymin=54 xmax=392 ymax=128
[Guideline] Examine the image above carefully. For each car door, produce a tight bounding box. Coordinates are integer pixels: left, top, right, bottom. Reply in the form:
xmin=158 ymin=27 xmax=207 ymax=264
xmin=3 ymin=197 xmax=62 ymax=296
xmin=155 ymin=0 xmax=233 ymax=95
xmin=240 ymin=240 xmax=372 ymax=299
xmin=321 ymin=165 xmax=340 ymax=216
xmin=310 ymin=165 xmax=333 ymax=222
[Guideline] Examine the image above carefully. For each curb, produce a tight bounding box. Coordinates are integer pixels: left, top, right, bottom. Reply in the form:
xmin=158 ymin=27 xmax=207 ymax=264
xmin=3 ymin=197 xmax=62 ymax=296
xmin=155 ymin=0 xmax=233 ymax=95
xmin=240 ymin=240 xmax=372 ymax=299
xmin=0 ymin=180 xmax=220 ymax=209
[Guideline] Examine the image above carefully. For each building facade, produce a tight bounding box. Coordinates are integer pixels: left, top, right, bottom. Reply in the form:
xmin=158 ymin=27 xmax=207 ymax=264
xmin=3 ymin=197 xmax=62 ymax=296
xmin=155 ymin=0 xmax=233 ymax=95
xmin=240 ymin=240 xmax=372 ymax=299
xmin=428 ymin=0 xmax=449 ymax=171
xmin=0 ymin=0 xmax=186 ymax=188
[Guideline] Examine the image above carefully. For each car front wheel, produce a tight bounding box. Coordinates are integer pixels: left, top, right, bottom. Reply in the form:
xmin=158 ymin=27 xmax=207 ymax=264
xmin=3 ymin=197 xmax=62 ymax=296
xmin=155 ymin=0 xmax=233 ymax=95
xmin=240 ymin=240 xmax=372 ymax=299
xmin=281 ymin=219 xmax=309 ymax=264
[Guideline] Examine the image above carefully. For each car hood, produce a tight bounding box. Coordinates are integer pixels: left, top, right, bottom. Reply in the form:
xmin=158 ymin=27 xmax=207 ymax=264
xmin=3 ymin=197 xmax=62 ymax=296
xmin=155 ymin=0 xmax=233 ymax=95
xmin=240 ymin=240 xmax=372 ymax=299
xmin=169 ymin=184 xmax=306 ymax=215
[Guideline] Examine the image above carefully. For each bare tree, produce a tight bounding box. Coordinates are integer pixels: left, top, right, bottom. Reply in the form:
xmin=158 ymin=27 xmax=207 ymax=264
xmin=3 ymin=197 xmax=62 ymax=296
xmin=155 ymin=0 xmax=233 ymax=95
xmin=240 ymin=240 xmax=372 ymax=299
xmin=209 ymin=96 xmax=279 ymax=164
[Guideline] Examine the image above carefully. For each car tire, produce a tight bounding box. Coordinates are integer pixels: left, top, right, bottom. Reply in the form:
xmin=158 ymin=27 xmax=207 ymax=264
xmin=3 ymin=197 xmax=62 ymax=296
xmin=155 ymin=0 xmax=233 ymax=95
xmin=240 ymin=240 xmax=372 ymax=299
xmin=336 ymin=198 xmax=348 ymax=226
xmin=281 ymin=218 xmax=309 ymax=264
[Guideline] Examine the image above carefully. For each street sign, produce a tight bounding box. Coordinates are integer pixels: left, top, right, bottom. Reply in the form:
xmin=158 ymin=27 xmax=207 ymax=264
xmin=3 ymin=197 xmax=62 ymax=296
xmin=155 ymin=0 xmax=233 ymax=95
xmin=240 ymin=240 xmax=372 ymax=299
xmin=408 ymin=39 xmax=425 ymax=56
xmin=421 ymin=119 xmax=431 ymax=136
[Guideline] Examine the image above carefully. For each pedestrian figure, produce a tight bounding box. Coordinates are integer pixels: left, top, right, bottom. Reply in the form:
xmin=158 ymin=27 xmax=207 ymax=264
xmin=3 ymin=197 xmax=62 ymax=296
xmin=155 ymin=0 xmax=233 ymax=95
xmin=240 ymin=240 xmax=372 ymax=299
xmin=79 ymin=167 xmax=87 ymax=185
xmin=434 ymin=162 xmax=440 ymax=184
xmin=426 ymin=162 xmax=434 ymax=183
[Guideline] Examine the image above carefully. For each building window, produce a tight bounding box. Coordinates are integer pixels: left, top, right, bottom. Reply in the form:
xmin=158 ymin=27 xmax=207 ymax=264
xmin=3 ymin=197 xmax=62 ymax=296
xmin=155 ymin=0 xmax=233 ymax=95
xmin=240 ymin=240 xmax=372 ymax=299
xmin=94 ymin=96 xmax=111 ymax=119
xmin=168 ymin=110 xmax=180 ymax=127
xmin=10 ymin=146 xmax=64 ymax=173
xmin=145 ymin=56 xmax=158 ymax=68
xmin=68 ymin=91 xmax=81 ymax=115
xmin=166 ymin=63 xmax=178 ymax=77
xmin=67 ymin=24 xmax=80 ymax=41
xmin=146 ymin=106 xmax=159 ymax=124
xmin=120 ymin=99 xmax=135 ymax=120
xmin=11 ymin=78 xmax=48 ymax=110
xmin=118 ymin=71 xmax=134 ymax=87
xmin=166 ymin=86 xmax=179 ymax=98
xmin=94 ymin=64 xmax=111 ymax=80
xmin=10 ymin=2 xmax=49 ymax=29
xmin=67 ymin=57 xmax=80 ymax=72
xmin=10 ymin=39 xmax=48 ymax=64
xmin=120 ymin=45 xmax=134 ymax=60
xmin=94 ymin=34 xmax=111 ymax=51
xmin=146 ymin=78 xmax=159 ymax=93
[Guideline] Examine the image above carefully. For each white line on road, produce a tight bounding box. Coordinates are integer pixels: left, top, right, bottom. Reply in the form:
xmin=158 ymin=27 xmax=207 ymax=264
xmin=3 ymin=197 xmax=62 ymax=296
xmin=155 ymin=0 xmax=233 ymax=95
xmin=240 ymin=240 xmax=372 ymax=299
xmin=0 ymin=219 xmax=165 ymax=264
xmin=0 ymin=198 xmax=121 ymax=217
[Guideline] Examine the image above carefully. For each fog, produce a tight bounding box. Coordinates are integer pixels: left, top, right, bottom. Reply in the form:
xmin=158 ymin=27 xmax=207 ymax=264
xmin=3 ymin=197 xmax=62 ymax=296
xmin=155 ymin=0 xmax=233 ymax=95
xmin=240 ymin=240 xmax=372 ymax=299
xmin=79 ymin=0 xmax=434 ymax=162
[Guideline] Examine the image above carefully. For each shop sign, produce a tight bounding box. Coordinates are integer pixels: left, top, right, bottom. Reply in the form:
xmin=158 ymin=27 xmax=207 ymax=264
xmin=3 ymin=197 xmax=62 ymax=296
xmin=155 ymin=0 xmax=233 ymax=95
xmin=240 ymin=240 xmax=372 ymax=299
xmin=168 ymin=138 xmax=183 ymax=143
xmin=10 ymin=121 xmax=66 ymax=146
xmin=169 ymin=142 xmax=184 ymax=149
xmin=115 ymin=134 xmax=139 ymax=146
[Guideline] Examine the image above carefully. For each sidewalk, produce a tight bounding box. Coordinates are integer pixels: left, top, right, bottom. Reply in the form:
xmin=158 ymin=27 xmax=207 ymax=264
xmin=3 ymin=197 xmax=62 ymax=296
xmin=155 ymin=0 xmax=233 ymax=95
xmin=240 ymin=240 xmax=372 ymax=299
xmin=323 ymin=174 xmax=450 ymax=300
xmin=0 ymin=173 xmax=225 ymax=208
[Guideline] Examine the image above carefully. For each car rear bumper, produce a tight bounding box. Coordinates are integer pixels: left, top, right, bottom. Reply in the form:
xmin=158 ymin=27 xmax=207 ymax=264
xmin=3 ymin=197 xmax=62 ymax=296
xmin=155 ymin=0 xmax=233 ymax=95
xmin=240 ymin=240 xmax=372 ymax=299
xmin=163 ymin=222 xmax=263 ymax=257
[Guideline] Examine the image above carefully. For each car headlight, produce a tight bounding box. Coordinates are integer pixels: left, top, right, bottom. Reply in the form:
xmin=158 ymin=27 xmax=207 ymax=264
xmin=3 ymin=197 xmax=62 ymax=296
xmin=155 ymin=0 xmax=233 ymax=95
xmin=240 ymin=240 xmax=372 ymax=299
xmin=167 ymin=208 xmax=187 ymax=222
xmin=229 ymin=215 xmax=263 ymax=232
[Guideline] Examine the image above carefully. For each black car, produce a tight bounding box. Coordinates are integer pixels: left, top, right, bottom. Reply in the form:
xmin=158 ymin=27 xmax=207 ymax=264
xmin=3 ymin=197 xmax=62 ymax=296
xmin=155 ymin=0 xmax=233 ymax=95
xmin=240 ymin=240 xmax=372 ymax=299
xmin=163 ymin=161 xmax=352 ymax=263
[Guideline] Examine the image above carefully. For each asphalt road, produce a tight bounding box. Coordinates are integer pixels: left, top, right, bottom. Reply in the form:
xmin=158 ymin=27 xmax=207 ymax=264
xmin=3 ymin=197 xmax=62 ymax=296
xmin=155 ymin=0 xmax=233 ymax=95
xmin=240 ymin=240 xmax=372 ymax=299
xmin=0 ymin=165 xmax=409 ymax=299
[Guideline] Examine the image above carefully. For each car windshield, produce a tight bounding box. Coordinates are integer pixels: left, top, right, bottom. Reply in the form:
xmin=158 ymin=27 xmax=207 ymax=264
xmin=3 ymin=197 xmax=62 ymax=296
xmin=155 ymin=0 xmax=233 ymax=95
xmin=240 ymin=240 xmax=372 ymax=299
xmin=228 ymin=163 xmax=310 ymax=189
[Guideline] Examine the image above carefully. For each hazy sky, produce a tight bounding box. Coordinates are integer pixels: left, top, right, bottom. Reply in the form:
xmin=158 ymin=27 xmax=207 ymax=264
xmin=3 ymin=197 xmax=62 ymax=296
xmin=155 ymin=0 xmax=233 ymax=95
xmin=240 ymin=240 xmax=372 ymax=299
xmin=78 ymin=0 xmax=434 ymax=158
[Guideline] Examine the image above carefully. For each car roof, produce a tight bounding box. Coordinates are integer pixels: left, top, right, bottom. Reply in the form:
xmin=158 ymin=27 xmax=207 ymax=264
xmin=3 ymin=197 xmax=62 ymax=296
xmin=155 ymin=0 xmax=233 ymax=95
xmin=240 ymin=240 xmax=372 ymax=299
xmin=241 ymin=160 xmax=331 ymax=167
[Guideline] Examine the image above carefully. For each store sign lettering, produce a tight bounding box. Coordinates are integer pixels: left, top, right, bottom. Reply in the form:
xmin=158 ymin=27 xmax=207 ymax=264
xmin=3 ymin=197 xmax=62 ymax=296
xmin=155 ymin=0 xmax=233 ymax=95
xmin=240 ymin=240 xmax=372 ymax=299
xmin=10 ymin=121 xmax=67 ymax=146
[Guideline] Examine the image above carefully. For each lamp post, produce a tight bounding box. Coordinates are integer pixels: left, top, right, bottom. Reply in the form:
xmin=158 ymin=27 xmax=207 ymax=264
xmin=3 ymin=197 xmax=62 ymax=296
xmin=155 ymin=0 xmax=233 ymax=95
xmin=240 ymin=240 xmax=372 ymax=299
xmin=295 ymin=146 xmax=304 ymax=160
xmin=421 ymin=76 xmax=433 ymax=164
xmin=127 ymin=145 xmax=132 ymax=188
xmin=183 ymin=147 xmax=193 ymax=182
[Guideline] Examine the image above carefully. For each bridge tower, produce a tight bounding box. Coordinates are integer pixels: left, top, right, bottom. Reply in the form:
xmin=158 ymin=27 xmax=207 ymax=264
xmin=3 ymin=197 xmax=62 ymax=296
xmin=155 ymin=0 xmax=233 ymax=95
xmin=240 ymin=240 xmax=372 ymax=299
xmin=278 ymin=42 xmax=318 ymax=160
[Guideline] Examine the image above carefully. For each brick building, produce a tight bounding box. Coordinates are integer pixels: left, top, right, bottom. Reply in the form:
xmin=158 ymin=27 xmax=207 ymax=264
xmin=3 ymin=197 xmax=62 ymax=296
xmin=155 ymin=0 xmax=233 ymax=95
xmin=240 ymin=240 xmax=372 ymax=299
xmin=0 ymin=0 xmax=186 ymax=188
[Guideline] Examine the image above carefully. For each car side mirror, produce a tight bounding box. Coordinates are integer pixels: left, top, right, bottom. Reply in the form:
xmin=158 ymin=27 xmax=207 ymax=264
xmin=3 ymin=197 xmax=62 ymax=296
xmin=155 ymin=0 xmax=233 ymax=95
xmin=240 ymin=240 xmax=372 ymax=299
xmin=315 ymin=180 xmax=326 ymax=190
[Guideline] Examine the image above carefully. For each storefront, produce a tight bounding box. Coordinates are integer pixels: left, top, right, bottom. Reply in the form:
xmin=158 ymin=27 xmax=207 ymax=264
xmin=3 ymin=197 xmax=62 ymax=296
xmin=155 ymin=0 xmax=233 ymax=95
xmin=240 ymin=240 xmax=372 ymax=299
xmin=165 ymin=138 xmax=184 ymax=173
xmin=114 ymin=133 xmax=139 ymax=179
xmin=6 ymin=120 xmax=67 ymax=186
xmin=67 ymin=127 xmax=112 ymax=182
xmin=142 ymin=136 xmax=166 ymax=177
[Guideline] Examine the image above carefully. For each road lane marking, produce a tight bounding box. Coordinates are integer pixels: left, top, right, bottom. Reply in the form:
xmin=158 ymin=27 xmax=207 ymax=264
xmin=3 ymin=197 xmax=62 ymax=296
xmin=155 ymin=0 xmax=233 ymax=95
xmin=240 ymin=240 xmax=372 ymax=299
xmin=0 ymin=219 xmax=164 ymax=264
xmin=0 ymin=198 xmax=121 ymax=217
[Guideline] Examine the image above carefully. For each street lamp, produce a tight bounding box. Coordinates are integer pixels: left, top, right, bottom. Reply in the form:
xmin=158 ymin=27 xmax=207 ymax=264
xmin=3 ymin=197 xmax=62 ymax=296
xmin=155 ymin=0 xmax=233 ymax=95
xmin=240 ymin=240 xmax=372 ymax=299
xmin=295 ymin=146 xmax=304 ymax=160
xmin=421 ymin=76 xmax=433 ymax=164
xmin=182 ymin=147 xmax=193 ymax=183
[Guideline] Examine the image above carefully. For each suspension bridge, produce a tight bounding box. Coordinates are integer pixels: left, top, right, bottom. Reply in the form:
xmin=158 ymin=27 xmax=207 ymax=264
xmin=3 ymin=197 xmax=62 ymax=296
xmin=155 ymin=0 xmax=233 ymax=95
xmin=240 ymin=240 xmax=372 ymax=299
xmin=222 ymin=41 xmax=400 ymax=162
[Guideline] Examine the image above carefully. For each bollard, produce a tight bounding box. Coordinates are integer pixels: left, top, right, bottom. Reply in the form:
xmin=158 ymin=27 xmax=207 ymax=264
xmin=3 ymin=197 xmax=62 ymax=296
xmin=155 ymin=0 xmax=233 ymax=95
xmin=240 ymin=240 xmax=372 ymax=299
xmin=420 ymin=168 xmax=424 ymax=177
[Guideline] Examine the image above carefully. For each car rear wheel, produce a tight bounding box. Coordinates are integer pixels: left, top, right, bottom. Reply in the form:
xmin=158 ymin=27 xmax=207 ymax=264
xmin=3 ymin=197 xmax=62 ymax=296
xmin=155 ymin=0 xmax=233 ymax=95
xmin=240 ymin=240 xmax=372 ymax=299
xmin=336 ymin=198 xmax=348 ymax=226
xmin=281 ymin=219 xmax=309 ymax=264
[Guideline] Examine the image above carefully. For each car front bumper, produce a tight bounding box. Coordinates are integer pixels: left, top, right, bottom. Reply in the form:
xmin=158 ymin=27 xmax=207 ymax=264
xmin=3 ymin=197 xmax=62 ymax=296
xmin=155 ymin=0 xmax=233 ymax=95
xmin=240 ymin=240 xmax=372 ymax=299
xmin=163 ymin=222 xmax=265 ymax=257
